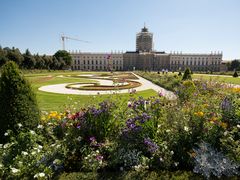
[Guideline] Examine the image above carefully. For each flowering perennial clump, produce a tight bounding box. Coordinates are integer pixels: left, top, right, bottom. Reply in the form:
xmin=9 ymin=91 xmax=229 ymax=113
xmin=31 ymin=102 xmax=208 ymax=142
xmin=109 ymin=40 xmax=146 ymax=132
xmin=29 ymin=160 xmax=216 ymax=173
xmin=1 ymin=72 xmax=240 ymax=179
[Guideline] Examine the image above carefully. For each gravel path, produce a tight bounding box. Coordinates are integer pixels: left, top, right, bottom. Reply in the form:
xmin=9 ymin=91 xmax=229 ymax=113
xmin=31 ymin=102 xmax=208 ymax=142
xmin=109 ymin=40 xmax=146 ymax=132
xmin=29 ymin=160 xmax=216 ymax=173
xmin=38 ymin=73 xmax=177 ymax=100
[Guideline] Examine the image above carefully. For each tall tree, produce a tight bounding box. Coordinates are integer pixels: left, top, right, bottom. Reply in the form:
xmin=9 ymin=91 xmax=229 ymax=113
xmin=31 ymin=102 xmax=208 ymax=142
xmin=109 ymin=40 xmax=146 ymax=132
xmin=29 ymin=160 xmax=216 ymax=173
xmin=53 ymin=50 xmax=72 ymax=69
xmin=34 ymin=54 xmax=45 ymax=69
xmin=6 ymin=47 xmax=24 ymax=66
xmin=230 ymin=60 xmax=240 ymax=71
xmin=0 ymin=47 xmax=8 ymax=67
xmin=22 ymin=49 xmax=36 ymax=69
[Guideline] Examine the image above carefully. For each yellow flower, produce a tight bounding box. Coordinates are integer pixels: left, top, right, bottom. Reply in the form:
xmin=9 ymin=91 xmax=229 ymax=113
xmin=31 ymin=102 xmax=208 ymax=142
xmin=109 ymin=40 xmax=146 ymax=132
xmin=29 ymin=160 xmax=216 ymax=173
xmin=41 ymin=116 xmax=46 ymax=121
xmin=221 ymin=122 xmax=227 ymax=129
xmin=203 ymin=104 xmax=209 ymax=108
xmin=194 ymin=111 xmax=204 ymax=117
xmin=48 ymin=111 xmax=61 ymax=120
xmin=210 ymin=120 xmax=215 ymax=124
xmin=232 ymin=87 xmax=240 ymax=93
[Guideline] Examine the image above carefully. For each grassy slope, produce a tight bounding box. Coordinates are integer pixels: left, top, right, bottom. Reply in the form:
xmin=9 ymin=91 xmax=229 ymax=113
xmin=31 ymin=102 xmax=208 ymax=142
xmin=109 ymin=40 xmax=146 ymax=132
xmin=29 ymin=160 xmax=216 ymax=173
xmin=26 ymin=72 xmax=157 ymax=111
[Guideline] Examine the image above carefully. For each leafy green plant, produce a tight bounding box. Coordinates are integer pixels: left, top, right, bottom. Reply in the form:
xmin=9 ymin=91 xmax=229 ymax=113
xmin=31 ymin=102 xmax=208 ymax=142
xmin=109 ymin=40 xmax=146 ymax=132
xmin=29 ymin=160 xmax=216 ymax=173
xmin=0 ymin=61 xmax=40 ymax=142
xmin=233 ymin=71 xmax=238 ymax=77
xmin=182 ymin=68 xmax=192 ymax=80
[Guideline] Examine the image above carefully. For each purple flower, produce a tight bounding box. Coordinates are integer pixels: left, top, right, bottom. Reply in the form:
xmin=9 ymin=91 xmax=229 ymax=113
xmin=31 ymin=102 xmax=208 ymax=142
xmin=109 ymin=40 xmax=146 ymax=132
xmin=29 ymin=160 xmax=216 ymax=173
xmin=89 ymin=136 xmax=96 ymax=142
xmin=220 ymin=97 xmax=232 ymax=112
xmin=144 ymin=138 xmax=159 ymax=153
xmin=129 ymin=123 xmax=136 ymax=129
xmin=96 ymin=155 xmax=103 ymax=161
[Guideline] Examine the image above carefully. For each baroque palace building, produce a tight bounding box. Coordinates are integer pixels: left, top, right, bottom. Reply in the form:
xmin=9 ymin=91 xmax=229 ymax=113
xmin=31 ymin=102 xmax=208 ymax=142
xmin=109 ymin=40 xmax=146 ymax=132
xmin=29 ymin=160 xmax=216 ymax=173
xmin=71 ymin=26 xmax=222 ymax=71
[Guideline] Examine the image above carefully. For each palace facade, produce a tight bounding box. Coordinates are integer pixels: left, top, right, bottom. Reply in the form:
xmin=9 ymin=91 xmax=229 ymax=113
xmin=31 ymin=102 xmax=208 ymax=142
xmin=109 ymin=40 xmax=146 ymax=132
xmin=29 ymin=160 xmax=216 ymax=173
xmin=71 ymin=26 xmax=222 ymax=71
xmin=71 ymin=52 xmax=123 ymax=71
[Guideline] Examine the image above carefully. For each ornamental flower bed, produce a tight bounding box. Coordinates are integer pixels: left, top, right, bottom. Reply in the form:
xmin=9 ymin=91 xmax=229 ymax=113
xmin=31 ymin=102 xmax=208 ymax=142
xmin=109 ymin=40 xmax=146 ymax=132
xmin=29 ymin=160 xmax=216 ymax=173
xmin=0 ymin=80 xmax=240 ymax=179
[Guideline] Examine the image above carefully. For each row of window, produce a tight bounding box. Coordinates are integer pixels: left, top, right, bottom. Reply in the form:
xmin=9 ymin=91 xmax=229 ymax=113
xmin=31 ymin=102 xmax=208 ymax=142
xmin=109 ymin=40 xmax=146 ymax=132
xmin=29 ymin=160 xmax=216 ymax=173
xmin=74 ymin=66 xmax=122 ymax=70
xmin=74 ymin=60 xmax=122 ymax=65
xmin=73 ymin=56 xmax=122 ymax=59
xmin=171 ymin=57 xmax=221 ymax=60
xmin=171 ymin=61 xmax=220 ymax=65
xmin=171 ymin=66 xmax=219 ymax=71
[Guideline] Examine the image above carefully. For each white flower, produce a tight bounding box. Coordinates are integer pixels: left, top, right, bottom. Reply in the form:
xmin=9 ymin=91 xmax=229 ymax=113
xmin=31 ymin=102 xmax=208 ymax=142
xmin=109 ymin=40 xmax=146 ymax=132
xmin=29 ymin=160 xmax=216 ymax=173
xmin=17 ymin=123 xmax=23 ymax=128
xmin=0 ymin=163 xmax=3 ymax=168
xmin=159 ymin=157 xmax=164 ymax=162
xmin=31 ymin=151 xmax=36 ymax=155
xmin=174 ymin=162 xmax=179 ymax=166
xmin=144 ymin=101 xmax=147 ymax=110
xmin=237 ymin=124 xmax=240 ymax=128
xmin=4 ymin=132 xmax=8 ymax=136
xmin=53 ymin=159 xmax=60 ymax=165
xmin=166 ymin=129 xmax=170 ymax=133
xmin=38 ymin=145 xmax=43 ymax=149
xmin=34 ymin=172 xmax=45 ymax=178
xmin=224 ymin=131 xmax=228 ymax=136
xmin=30 ymin=130 xmax=35 ymax=135
xmin=96 ymin=150 xmax=99 ymax=154
xmin=39 ymin=173 xmax=45 ymax=177
xmin=37 ymin=125 xmax=43 ymax=129
xmin=0 ymin=144 xmax=3 ymax=148
xmin=76 ymin=136 xmax=82 ymax=141
xmin=170 ymin=151 xmax=174 ymax=155
xmin=120 ymin=167 xmax=124 ymax=171
xmin=22 ymin=151 xmax=28 ymax=156
xmin=157 ymin=124 xmax=161 ymax=128
xmin=11 ymin=167 xmax=20 ymax=174
xmin=3 ymin=143 xmax=10 ymax=149
xmin=184 ymin=126 xmax=189 ymax=132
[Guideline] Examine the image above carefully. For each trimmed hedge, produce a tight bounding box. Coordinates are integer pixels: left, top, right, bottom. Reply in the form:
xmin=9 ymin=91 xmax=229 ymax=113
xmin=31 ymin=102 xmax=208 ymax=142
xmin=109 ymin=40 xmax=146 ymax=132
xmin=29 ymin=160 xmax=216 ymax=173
xmin=0 ymin=61 xmax=40 ymax=142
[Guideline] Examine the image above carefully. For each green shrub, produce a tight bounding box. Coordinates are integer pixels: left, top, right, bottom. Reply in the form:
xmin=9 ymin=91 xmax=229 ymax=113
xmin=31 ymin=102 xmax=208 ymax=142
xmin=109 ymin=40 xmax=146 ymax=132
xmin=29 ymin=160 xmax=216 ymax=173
xmin=0 ymin=61 xmax=40 ymax=142
xmin=233 ymin=71 xmax=238 ymax=77
xmin=182 ymin=68 xmax=192 ymax=80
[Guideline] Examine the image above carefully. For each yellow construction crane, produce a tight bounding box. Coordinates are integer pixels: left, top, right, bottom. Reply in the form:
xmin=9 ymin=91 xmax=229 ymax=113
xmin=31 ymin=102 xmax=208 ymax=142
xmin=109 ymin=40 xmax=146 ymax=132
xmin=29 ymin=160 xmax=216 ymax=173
xmin=61 ymin=35 xmax=90 ymax=50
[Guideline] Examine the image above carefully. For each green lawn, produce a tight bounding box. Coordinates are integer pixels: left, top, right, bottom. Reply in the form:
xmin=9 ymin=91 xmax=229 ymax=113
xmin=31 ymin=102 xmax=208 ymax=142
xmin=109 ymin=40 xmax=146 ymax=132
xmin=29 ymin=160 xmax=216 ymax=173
xmin=146 ymin=72 xmax=240 ymax=85
xmin=27 ymin=71 xmax=239 ymax=112
xmin=193 ymin=74 xmax=240 ymax=84
xmin=26 ymin=72 xmax=157 ymax=112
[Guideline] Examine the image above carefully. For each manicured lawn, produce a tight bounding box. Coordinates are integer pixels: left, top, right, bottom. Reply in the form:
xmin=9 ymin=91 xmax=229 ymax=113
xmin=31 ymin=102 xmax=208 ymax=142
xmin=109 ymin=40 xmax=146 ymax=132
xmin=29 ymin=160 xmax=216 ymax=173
xmin=25 ymin=71 xmax=157 ymax=111
xmin=193 ymin=74 xmax=240 ymax=84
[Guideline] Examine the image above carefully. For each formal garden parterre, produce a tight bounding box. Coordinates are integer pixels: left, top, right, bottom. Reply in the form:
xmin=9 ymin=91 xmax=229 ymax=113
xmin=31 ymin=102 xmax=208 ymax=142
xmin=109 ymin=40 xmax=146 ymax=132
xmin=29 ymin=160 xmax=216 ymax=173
xmin=0 ymin=62 xmax=239 ymax=179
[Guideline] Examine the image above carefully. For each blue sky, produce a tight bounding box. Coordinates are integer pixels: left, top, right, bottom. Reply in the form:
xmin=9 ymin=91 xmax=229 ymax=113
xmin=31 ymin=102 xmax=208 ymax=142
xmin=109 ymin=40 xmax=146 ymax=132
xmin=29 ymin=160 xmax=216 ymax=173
xmin=0 ymin=0 xmax=240 ymax=59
